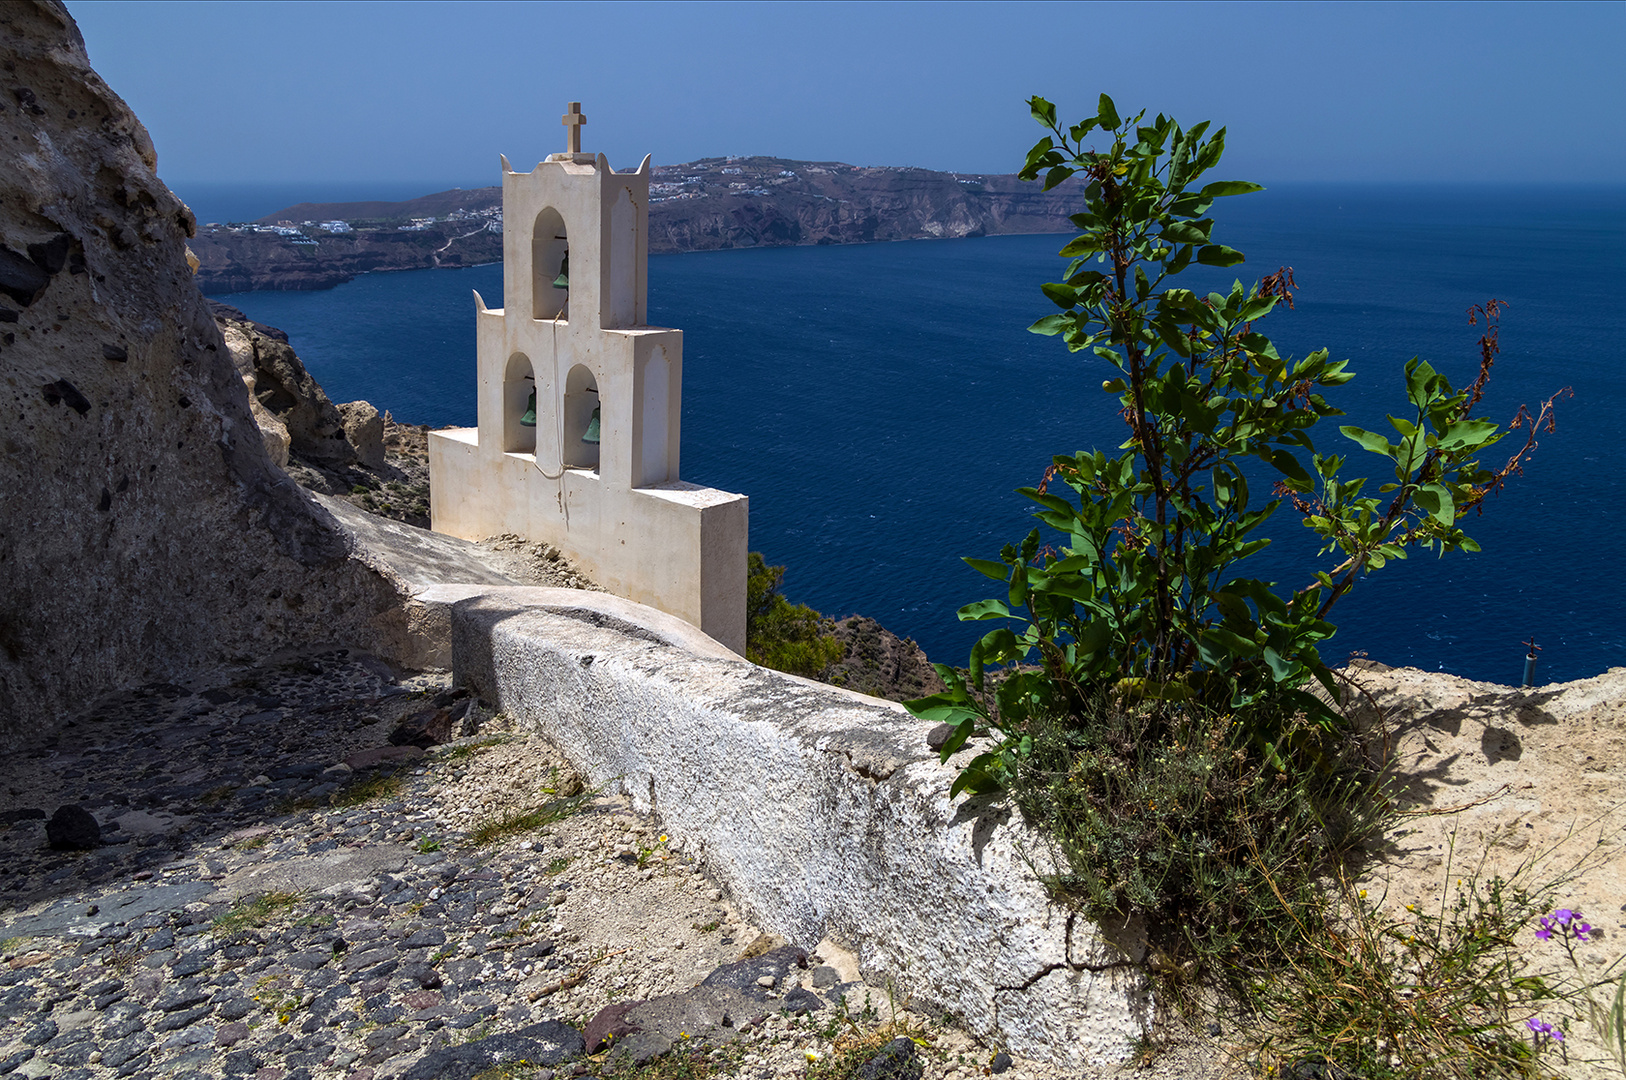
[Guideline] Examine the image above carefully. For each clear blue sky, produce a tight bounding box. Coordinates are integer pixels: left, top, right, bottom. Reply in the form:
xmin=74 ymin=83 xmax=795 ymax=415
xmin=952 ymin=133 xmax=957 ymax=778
xmin=70 ymin=0 xmax=1624 ymax=188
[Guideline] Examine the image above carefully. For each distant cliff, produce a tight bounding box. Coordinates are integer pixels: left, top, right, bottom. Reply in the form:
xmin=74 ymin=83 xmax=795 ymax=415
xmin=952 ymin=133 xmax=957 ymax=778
xmin=189 ymin=156 xmax=1080 ymax=293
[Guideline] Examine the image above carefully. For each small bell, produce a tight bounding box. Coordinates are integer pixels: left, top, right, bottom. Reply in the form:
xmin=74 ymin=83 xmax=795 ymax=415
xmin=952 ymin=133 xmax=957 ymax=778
xmin=552 ymin=250 xmax=569 ymax=290
xmin=519 ymin=388 xmax=536 ymax=427
xmin=582 ymin=406 xmax=601 ymax=444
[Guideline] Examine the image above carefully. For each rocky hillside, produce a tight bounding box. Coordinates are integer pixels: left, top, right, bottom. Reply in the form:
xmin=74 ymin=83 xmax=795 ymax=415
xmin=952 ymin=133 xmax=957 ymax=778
xmin=189 ymin=157 xmax=1082 ymax=293
xmin=0 ymin=3 xmax=404 ymax=744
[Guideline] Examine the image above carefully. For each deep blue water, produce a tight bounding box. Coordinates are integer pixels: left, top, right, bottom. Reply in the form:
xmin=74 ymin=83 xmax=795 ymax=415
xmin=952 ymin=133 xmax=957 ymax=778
xmin=211 ymin=184 xmax=1626 ymax=687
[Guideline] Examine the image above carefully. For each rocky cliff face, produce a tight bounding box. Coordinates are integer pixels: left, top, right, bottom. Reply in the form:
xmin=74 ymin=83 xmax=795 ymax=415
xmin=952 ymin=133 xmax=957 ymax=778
xmin=0 ymin=3 xmax=402 ymax=745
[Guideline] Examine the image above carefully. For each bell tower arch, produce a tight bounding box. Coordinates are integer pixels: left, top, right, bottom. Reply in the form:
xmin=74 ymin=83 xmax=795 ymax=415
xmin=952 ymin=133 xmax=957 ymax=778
xmin=428 ymin=102 xmax=749 ymax=654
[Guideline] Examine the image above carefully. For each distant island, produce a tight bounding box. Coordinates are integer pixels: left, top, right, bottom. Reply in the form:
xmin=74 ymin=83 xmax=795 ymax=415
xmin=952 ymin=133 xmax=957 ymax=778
xmin=188 ymin=156 xmax=1081 ymax=292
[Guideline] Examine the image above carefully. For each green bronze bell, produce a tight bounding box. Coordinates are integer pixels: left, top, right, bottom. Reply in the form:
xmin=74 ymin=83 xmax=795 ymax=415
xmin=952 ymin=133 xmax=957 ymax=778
xmin=519 ymin=388 xmax=536 ymax=427
xmin=582 ymin=406 xmax=601 ymax=444
xmin=552 ymin=250 xmax=569 ymax=290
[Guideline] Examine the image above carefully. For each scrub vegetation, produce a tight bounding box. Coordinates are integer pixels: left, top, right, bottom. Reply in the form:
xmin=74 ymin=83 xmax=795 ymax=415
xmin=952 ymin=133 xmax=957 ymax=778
xmin=904 ymin=94 xmax=1618 ymax=1077
xmin=745 ymin=551 xmax=845 ymax=678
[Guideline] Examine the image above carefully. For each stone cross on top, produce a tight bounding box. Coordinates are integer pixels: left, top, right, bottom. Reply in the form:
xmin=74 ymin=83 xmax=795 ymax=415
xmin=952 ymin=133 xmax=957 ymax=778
xmin=562 ymin=101 xmax=586 ymax=154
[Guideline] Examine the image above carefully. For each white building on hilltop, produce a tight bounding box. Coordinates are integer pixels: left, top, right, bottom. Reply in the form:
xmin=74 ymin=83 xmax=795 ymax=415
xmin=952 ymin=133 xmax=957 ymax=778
xmin=428 ymin=103 xmax=749 ymax=653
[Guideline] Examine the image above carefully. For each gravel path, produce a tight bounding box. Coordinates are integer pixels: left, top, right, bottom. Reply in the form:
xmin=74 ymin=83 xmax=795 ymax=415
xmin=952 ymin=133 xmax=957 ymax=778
xmin=0 ymin=649 xmax=1223 ymax=1080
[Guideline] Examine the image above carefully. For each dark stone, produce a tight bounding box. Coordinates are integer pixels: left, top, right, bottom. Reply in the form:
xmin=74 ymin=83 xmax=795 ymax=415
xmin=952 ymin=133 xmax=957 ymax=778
xmin=0 ymin=308 xmax=17 ymax=323
xmin=397 ymin=1024 xmax=584 ymax=1080
xmin=857 ymin=1038 xmax=922 ymax=1080
xmin=28 ymin=233 xmax=72 ymax=275
xmin=0 ymin=808 xmax=44 ymax=824
xmin=102 ymin=343 xmax=128 ymax=362
xmin=399 ymin=961 xmax=441 ymax=989
xmin=990 ymin=1051 xmax=1012 ymax=1074
xmin=101 ymin=1015 xmax=144 ymax=1039
xmin=584 ymin=1002 xmax=640 ymax=1053
xmin=21 ymin=1020 xmax=57 ymax=1046
xmin=926 ymin=722 xmax=956 ymax=751
xmin=41 ymin=379 xmax=91 ymax=416
xmin=144 ymin=927 xmax=175 ymax=951
xmin=809 ymin=965 xmax=839 ymax=989
xmin=46 ymin=1042 xmax=96 ymax=1066
xmin=364 ymin=1023 xmax=410 ymax=1048
xmin=101 ymin=1032 xmax=153 ymax=1069
xmin=267 ymin=763 xmax=325 ymax=781
xmin=169 ymin=952 xmax=211 ymax=977
xmin=0 ymin=1048 xmax=35 ymax=1074
xmin=46 ymin=804 xmax=100 ymax=849
xmin=152 ymin=982 xmax=211 ymax=1012
xmin=222 ymin=1048 xmax=260 ymax=1075
xmin=699 ymin=945 xmax=808 ymax=1000
xmin=0 ymin=247 xmax=49 ymax=305
xmin=343 ymin=744 xmax=425 ymax=772
xmin=401 ymin=927 xmax=445 ymax=948
xmin=153 ymin=1004 xmax=211 ymax=1032
xmin=285 ymin=950 xmax=331 ymax=971
xmin=781 ymin=987 xmax=825 ymax=1014
xmin=447 ymin=1004 xmax=497 ymax=1029
xmin=1287 ymin=1057 xmax=1355 ymax=1080
xmin=359 ymin=958 xmax=398 ymax=982
xmin=1207 ymin=1021 xmax=1223 ymax=1036
xmin=388 ymin=707 xmax=455 ymax=749
xmin=342 ymin=944 xmax=396 ymax=971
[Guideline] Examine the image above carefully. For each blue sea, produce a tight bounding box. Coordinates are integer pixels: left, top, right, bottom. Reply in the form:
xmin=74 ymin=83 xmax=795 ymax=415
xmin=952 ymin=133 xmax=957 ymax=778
xmin=205 ymin=183 xmax=1626 ymax=688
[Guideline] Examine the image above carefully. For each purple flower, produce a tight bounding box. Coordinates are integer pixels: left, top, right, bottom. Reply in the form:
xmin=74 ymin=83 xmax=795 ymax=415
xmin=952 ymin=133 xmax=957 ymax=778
xmin=1526 ymin=1017 xmax=1565 ymax=1042
xmin=1537 ymin=906 xmax=1594 ymax=944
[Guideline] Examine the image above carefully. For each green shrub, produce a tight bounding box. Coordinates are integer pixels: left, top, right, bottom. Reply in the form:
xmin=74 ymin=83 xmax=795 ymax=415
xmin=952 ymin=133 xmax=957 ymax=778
xmin=1011 ymin=694 xmax=1383 ymax=978
xmin=907 ymin=93 xmax=1563 ymax=797
xmin=746 ymin=551 xmax=844 ymax=678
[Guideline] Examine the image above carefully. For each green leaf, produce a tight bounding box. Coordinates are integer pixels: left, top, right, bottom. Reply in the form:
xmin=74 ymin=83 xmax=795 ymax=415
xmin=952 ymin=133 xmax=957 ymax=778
xmin=1196 ymin=245 xmax=1245 ymax=268
xmin=1160 ymin=220 xmax=1211 ymax=245
xmin=958 ymin=599 xmax=1012 ymax=621
xmin=1414 ymin=483 xmax=1456 ymax=525
xmin=1097 ymin=93 xmax=1120 ymax=129
xmin=1029 ymin=96 xmax=1057 ymax=128
xmin=1028 ymin=314 xmax=1071 ymax=336
xmin=1436 ymin=418 xmax=1500 ymax=451
xmin=1075 ymin=618 xmax=1112 ymax=656
xmin=1262 ymin=646 xmax=1292 ymax=681
xmin=949 ymin=761 xmax=1006 ymax=799
xmin=1058 ymin=235 xmax=1100 ymax=258
xmin=1266 ymin=449 xmax=1312 ymax=488
xmin=1340 ymin=426 xmax=1394 ymax=456
xmin=1041 ymin=282 xmax=1079 ymax=308
xmin=963 ymin=557 xmax=1010 ymax=581
xmin=1198 ymin=180 xmax=1265 ymax=199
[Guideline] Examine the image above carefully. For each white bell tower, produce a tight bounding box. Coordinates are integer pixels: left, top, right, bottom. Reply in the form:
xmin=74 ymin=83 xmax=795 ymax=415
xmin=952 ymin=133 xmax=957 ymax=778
xmin=428 ymin=103 xmax=749 ymax=653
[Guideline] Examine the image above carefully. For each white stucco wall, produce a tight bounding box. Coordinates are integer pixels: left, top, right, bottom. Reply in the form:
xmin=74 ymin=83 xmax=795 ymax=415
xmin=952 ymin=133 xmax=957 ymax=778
xmin=435 ymin=588 xmax=1153 ymax=1067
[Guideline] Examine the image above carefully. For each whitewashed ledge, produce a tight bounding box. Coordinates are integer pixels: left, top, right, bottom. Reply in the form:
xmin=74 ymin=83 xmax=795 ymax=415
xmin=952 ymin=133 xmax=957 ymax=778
xmin=414 ymin=585 xmax=1152 ymax=1068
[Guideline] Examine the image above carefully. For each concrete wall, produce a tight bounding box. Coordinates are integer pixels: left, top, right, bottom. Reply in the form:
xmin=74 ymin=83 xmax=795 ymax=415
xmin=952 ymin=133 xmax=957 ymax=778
xmin=436 ymin=588 xmax=1152 ymax=1068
